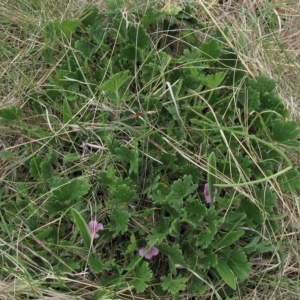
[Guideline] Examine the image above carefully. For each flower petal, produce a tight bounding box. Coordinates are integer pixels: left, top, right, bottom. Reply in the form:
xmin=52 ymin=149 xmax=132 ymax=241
xmin=139 ymin=247 xmax=147 ymax=257
xmin=204 ymin=183 xmax=218 ymax=204
xmin=144 ymin=252 xmax=153 ymax=259
xmin=95 ymin=223 xmax=104 ymax=231
xmin=88 ymin=220 xmax=98 ymax=230
xmin=204 ymin=183 xmax=211 ymax=203
xmin=139 ymin=245 xmax=159 ymax=259
xmin=151 ymin=246 xmax=159 ymax=256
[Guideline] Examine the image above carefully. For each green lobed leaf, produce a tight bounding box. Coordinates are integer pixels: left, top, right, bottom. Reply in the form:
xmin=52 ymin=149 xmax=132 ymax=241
xmin=188 ymin=273 xmax=207 ymax=296
xmin=254 ymin=186 xmax=277 ymax=214
xmin=141 ymin=8 xmax=162 ymax=27
xmin=109 ymin=183 xmax=137 ymax=205
xmin=114 ymin=145 xmax=138 ymax=175
xmin=72 ymin=208 xmax=92 ymax=248
xmin=80 ymin=5 xmax=99 ymax=28
xmin=200 ymin=39 xmax=222 ymax=59
xmin=244 ymin=237 xmax=274 ymax=255
xmin=184 ymin=196 xmax=207 ymax=227
xmin=168 ymin=218 xmax=180 ymax=237
xmin=51 ymin=177 xmax=90 ymax=202
xmin=238 ymin=198 xmax=264 ymax=227
xmin=126 ymin=233 xmax=137 ymax=254
xmin=271 ymin=120 xmax=300 ymax=142
xmin=128 ymin=24 xmax=150 ymax=49
xmin=120 ymin=44 xmax=137 ymax=61
xmin=130 ymin=261 xmax=152 ymax=293
xmin=110 ymin=16 xmax=127 ymax=40
xmin=227 ymin=246 xmax=252 ymax=281
xmin=247 ymin=75 xmax=276 ymax=94
xmin=0 ymin=106 xmax=23 ymax=124
xmin=98 ymin=71 xmax=132 ymax=92
xmin=215 ymin=260 xmax=236 ymax=290
xmin=41 ymin=47 xmax=55 ymax=64
xmin=75 ymin=38 xmax=97 ymax=58
xmin=201 ymin=248 xmax=218 ymax=270
xmin=238 ymin=86 xmax=260 ymax=111
xmin=196 ymin=218 xmax=218 ymax=248
xmin=61 ymin=20 xmax=80 ymax=40
xmin=165 ymin=175 xmax=198 ymax=211
xmin=203 ymin=71 xmax=227 ymax=89
xmin=158 ymin=243 xmax=186 ymax=271
xmin=0 ymin=150 xmax=15 ymax=160
xmin=40 ymin=161 xmax=54 ymax=180
xmin=160 ymin=274 xmax=187 ymax=294
xmin=97 ymin=164 xmax=116 ymax=187
xmin=88 ymin=254 xmax=109 ymax=273
xmin=109 ymin=207 xmax=130 ymax=237
xmin=30 ymin=155 xmax=42 ymax=180
xmin=280 ymin=170 xmax=300 ymax=192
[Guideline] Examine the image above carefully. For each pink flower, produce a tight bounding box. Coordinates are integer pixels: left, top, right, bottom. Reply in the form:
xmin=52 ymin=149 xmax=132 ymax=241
xmin=204 ymin=183 xmax=217 ymax=204
xmin=88 ymin=220 xmax=104 ymax=239
xmin=139 ymin=244 xmax=159 ymax=259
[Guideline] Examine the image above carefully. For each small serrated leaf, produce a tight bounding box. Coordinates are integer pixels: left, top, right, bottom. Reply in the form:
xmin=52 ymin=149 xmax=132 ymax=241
xmin=158 ymin=243 xmax=186 ymax=267
xmin=109 ymin=207 xmax=130 ymax=237
xmin=161 ymin=274 xmax=187 ymax=294
xmin=30 ymin=155 xmax=42 ymax=180
xmin=184 ymin=197 xmax=206 ymax=227
xmin=51 ymin=177 xmax=90 ymax=202
xmin=40 ymin=161 xmax=54 ymax=180
xmin=109 ymin=183 xmax=136 ymax=205
xmin=126 ymin=233 xmax=137 ymax=254
xmin=75 ymin=38 xmax=96 ymax=58
xmin=141 ymin=8 xmax=162 ymax=27
xmin=271 ymin=120 xmax=299 ymax=142
xmin=120 ymin=44 xmax=137 ymax=61
xmin=115 ymin=145 xmax=138 ymax=175
xmin=169 ymin=218 xmax=180 ymax=237
xmin=166 ymin=175 xmax=198 ymax=211
xmin=200 ymin=39 xmax=222 ymax=59
xmin=0 ymin=150 xmax=15 ymax=160
xmin=88 ymin=254 xmax=105 ymax=273
xmin=227 ymin=247 xmax=252 ymax=281
xmin=0 ymin=106 xmax=22 ymax=124
xmin=203 ymin=72 xmax=227 ymax=88
xmin=61 ymin=20 xmax=80 ymax=40
xmin=196 ymin=218 xmax=218 ymax=248
xmin=280 ymin=170 xmax=300 ymax=192
xmin=99 ymin=71 xmax=132 ymax=92
xmin=248 ymin=75 xmax=276 ymax=94
xmin=80 ymin=5 xmax=99 ymax=27
xmin=130 ymin=262 xmax=152 ymax=293
xmin=41 ymin=47 xmax=55 ymax=64
xmin=128 ymin=25 xmax=150 ymax=49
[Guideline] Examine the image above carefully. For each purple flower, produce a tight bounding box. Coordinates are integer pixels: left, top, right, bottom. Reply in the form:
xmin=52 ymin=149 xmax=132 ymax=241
xmin=204 ymin=183 xmax=218 ymax=204
xmin=88 ymin=220 xmax=104 ymax=239
xmin=139 ymin=244 xmax=159 ymax=259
